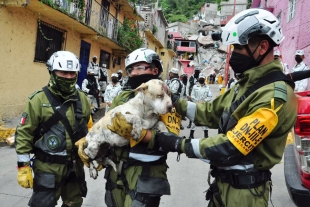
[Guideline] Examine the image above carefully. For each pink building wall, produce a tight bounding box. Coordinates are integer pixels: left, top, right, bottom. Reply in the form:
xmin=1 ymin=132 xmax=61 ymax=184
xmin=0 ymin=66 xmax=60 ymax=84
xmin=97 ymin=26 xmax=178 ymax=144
xmin=259 ymin=0 xmax=310 ymax=72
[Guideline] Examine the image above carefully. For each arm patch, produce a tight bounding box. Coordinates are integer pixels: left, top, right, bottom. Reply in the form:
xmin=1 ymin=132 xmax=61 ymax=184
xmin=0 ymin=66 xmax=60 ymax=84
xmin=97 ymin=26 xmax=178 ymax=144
xmin=274 ymin=82 xmax=287 ymax=102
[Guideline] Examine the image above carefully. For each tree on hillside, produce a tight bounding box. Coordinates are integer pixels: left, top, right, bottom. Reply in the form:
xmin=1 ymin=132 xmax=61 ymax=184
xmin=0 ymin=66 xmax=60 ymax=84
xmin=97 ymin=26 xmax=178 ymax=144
xmin=159 ymin=0 xmax=233 ymax=23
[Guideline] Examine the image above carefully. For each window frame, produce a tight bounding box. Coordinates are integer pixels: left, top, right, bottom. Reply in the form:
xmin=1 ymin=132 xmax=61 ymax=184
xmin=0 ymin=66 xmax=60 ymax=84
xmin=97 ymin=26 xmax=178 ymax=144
xmin=288 ymin=0 xmax=296 ymax=22
xmin=34 ymin=20 xmax=67 ymax=63
xmin=99 ymin=49 xmax=111 ymax=69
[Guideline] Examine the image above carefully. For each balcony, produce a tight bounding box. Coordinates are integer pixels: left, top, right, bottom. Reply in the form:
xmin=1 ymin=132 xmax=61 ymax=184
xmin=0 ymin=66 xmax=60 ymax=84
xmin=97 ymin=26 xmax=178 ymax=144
xmin=4 ymin=0 xmax=136 ymax=49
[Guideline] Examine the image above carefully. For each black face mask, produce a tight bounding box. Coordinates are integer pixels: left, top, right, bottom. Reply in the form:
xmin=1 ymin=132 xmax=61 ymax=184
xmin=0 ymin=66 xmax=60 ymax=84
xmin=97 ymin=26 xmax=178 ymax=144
xmin=127 ymin=74 xmax=159 ymax=89
xmin=194 ymin=71 xmax=200 ymax=78
xmin=87 ymin=74 xmax=96 ymax=81
xmin=229 ymin=51 xmax=257 ymax=74
xmin=112 ymin=78 xmax=118 ymax=83
xmin=198 ymin=79 xmax=205 ymax=84
xmin=118 ymin=74 xmax=122 ymax=79
xmin=295 ymin=56 xmax=303 ymax=63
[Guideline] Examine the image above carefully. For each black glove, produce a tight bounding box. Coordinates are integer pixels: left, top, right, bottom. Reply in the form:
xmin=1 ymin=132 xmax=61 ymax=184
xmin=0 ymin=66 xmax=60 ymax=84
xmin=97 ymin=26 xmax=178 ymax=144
xmin=86 ymin=85 xmax=91 ymax=89
xmin=155 ymin=132 xmax=184 ymax=153
xmin=171 ymin=93 xmax=180 ymax=106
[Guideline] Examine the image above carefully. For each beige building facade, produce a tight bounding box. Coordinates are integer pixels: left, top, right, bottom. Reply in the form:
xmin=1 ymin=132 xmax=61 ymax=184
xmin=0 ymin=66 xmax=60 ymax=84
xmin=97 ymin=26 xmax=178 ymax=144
xmin=0 ymin=0 xmax=142 ymax=120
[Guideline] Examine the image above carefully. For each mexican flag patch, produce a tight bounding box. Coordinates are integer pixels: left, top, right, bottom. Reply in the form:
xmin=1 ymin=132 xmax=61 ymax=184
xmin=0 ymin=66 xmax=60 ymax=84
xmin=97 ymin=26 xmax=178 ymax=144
xmin=20 ymin=112 xmax=28 ymax=125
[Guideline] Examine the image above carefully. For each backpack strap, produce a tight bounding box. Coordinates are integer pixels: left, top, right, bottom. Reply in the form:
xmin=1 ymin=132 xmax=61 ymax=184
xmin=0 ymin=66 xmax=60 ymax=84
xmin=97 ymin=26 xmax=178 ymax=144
xmin=35 ymin=87 xmax=79 ymax=142
xmin=229 ymin=71 xmax=294 ymax=113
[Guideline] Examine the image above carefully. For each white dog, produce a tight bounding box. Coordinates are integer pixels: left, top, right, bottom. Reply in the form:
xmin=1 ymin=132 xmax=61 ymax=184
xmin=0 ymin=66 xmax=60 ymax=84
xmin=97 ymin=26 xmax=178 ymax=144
xmin=84 ymin=79 xmax=172 ymax=179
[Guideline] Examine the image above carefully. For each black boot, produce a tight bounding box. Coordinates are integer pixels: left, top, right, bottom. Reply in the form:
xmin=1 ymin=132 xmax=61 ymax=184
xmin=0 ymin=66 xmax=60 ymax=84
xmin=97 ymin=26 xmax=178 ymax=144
xmin=187 ymin=120 xmax=192 ymax=129
xmin=204 ymin=130 xmax=209 ymax=138
xmin=189 ymin=130 xmax=195 ymax=139
xmin=180 ymin=125 xmax=184 ymax=130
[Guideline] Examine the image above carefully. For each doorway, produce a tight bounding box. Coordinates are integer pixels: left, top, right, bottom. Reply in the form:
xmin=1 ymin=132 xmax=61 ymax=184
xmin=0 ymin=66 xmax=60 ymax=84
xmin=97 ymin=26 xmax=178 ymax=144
xmin=78 ymin=40 xmax=91 ymax=87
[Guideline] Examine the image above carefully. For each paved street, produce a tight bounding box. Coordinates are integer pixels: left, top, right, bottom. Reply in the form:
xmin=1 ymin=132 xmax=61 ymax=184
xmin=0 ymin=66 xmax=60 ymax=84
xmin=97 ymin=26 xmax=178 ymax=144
xmin=0 ymin=84 xmax=296 ymax=207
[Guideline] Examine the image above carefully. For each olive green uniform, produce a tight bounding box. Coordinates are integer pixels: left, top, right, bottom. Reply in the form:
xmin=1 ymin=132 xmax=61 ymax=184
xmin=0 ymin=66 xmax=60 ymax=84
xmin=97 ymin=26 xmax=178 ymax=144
xmin=105 ymin=90 xmax=170 ymax=207
xmin=15 ymin=86 xmax=91 ymax=207
xmin=175 ymin=61 xmax=298 ymax=207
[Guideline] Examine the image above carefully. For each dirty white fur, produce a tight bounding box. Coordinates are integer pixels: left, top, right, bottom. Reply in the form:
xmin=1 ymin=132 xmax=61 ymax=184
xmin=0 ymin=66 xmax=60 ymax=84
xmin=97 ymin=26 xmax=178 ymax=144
xmin=84 ymin=79 xmax=172 ymax=179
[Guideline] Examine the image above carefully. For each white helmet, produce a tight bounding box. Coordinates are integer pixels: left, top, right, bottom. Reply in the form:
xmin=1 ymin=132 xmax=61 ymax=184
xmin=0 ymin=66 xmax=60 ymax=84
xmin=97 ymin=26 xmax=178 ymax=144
xmin=125 ymin=48 xmax=163 ymax=75
xmin=117 ymin=69 xmax=123 ymax=74
xmin=111 ymin=73 xmax=118 ymax=78
xmin=194 ymin=67 xmax=201 ymax=71
xmin=47 ymin=51 xmax=80 ymax=72
xmin=199 ymin=73 xmax=206 ymax=79
xmin=221 ymin=9 xmax=284 ymax=46
xmin=295 ymin=50 xmax=305 ymax=56
xmin=169 ymin=68 xmax=179 ymax=74
xmin=274 ymin=51 xmax=281 ymax=56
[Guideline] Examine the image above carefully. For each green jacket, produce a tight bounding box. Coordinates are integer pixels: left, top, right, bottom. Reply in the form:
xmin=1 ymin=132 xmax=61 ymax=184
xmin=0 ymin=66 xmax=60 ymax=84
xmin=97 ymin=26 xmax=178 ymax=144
xmin=15 ymin=86 xmax=91 ymax=163
xmin=176 ymin=60 xmax=297 ymax=170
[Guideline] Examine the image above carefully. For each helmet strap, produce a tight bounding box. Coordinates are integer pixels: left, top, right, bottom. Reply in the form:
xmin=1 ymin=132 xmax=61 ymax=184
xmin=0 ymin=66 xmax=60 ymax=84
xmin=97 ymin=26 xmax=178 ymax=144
xmin=244 ymin=42 xmax=272 ymax=67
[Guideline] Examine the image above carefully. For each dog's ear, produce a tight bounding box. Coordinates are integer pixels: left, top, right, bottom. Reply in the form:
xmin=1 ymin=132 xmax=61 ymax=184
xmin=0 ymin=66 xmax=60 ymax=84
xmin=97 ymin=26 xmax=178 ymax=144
xmin=135 ymin=83 xmax=148 ymax=92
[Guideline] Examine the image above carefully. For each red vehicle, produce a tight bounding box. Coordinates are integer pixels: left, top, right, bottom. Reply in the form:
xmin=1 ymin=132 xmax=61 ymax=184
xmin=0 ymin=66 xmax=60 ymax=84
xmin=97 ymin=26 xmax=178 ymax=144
xmin=285 ymin=91 xmax=310 ymax=207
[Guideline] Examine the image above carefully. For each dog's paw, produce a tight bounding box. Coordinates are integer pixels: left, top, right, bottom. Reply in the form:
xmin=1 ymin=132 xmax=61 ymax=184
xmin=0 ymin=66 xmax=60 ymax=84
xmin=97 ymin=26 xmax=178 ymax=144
xmin=131 ymin=126 xmax=143 ymax=141
xmin=89 ymin=162 xmax=98 ymax=180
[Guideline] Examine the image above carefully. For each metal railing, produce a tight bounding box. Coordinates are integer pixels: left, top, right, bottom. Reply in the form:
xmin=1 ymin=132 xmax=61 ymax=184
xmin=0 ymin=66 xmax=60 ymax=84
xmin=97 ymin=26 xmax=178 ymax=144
xmin=43 ymin=0 xmax=122 ymax=42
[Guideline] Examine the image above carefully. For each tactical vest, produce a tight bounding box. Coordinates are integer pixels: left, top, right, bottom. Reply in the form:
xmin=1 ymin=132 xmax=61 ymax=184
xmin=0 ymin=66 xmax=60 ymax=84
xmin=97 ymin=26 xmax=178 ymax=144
xmin=34 ymin=87 xmax=88 ymax=164
xmin=170 ymin=78 xmax=183 ymax=95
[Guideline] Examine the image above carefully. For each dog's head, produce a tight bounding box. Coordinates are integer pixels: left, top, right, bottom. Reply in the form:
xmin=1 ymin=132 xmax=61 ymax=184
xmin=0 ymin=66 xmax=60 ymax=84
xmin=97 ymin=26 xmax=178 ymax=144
xmin=135 ymin=79 xmax=172 ymax=114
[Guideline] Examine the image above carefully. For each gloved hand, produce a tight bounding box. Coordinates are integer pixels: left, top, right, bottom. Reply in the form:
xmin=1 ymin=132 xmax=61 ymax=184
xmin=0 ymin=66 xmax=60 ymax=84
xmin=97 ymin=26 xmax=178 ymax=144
xmin=155 ymin=132 xmax=185 ymax=153
xmin=171 ymin=93 xmax=180 ymax=106
xmin=107 ymin=112 xmax=147 ymax=147
xmin=17 ymin=164 xmax=33 ymax=188
xmin=75 ymin=137 xmax=91 ymax=168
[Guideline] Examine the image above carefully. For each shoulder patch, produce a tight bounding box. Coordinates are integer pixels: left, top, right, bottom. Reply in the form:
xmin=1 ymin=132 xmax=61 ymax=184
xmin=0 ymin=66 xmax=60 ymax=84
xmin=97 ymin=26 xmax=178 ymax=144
xmin=28 ymin=90 xmax=42 ymax=100
xmin=274 ymin=82 xmax=287 ymax=102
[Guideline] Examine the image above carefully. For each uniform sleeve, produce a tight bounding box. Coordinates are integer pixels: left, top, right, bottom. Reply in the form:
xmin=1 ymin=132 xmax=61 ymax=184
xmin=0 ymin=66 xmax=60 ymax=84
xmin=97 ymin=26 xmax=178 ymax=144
xmin=81 ymin=79 xmax=89 ymax=93
xmin=186 ymin=78 xmax=191 ymax=96
xmin=169 ymin=80 xmax=180 ymax=94
xmin=180 ymin=83 xmax=297 ymax=168
xmin=96 ymin=79 xmax=100 ymax=91
xmin=191 ymin=86 xmax=198 ymax=102
xmin=175 ymin=91 xmax=227 ymax=128
xmin=104 ymin=86 xmax=110 ymax=102
xmin=15 ymin=98 xmax=41 ymax=156
xmin=205 ymin=87 xmax=212 ymax=102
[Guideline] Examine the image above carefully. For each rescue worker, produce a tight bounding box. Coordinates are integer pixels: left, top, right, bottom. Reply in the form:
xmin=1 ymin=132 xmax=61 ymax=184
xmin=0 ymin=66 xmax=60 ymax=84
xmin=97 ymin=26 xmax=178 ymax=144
xmin=117 ymin=69 xmax=126 ymax=87
xmin=217 ymin=73 xmax=223 ymax=84
xmin=88 ymin=55 xmax=100 ymax=79
xmin=77 ymin=48 xmax=180 ymax=207
xmin=291 ymin=50 xmax=309 ymax=92
xmin=274 ymin=50 xmax=289 ymax=73
xmin=104 ymin=73 xmax=122 ymax=114
xmin=107 ymin=9 xmax=298 ymax=207
xmin=167 ymin=68 xmax=184 ymax=98
xmin=82 ymin=70 xmax=100 ymax=115
xmin=99 ymin=63 xmax=108 ymax=103
xmin=188 ymin=73 xmax=212 ymax=139
xmin=87 ymin=56 xmax=100 ymax=107
xmin=186 ymin=67 xmax=201 ymax=128
xmin=167 ymin=67 xmax=185 ymax=130
xmin=15 ymin=51 xmax=91 ymax=207
xmin=180 ymin=74 xmax=188 ymax=98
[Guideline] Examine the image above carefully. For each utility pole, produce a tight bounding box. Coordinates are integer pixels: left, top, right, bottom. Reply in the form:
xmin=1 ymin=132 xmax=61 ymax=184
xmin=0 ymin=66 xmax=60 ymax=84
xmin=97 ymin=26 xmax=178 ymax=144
xmin=224 ymin=0 xmax=236 ymax=86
